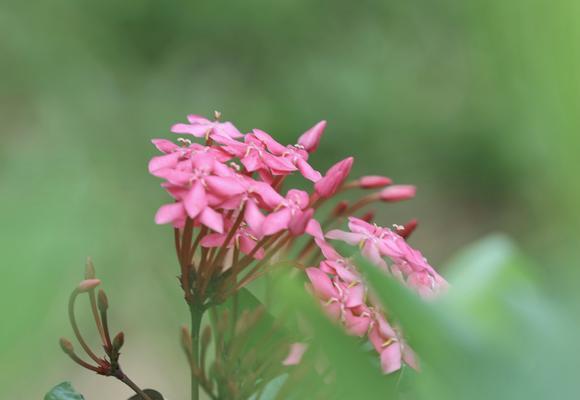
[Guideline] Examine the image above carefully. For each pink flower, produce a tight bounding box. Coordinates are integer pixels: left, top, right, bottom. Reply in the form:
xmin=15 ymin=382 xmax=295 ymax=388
xmin=297 ymin=120 xmax=326 ymax=153
xmin=171 ymin=114 xmax=243 ymax=140
xmin=201 ymin=221 xmax=265 ymax=259
xmin=262 ymin=189 xmax=310 ymax=236
xmin=327 ymin=217 xmax=447 ymax=298
xmin=314 ymin=157 xmax=354 ymax=198
xmin=368 ymin=313 xmax=418 ymax=374
xmin=379 ymin=185 xmax=416 ymax=202
xmin=153 ymin=152 xmax=247 ymax=232
xmin=252 ymin=129 xmax=321 ymax=182
xmin=223 ymin=132 xmax=297 ymax=178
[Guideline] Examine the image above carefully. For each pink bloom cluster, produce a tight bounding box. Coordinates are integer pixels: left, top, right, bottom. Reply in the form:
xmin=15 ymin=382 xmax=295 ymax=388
xmin=305 ymin=216 xmax=447 ymax=373
xmin=149 ymin=114 xmax=323 ymax=240
xmin=149 ymin=112 xmax=446 ymax=374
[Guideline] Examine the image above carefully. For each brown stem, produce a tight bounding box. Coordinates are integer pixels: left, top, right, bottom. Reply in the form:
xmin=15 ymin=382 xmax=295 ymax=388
xmin=65 ymin=351 xmax=101 ymax=373
xmin=120 ymin=375 xmax=153 ymax=400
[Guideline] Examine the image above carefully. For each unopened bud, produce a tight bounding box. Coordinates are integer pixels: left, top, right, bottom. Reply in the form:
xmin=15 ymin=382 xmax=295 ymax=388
xmin=396 ymin=219 xmax=418 ymax=239
xmin=214 ymin=110 xmax=222 ymax=120
xmin=85 ymin=257 xmax=95 ymax=279
xmin=113 ymin=332 xmax=124 ymax=351
xmin=315 ymin=157 xmax=354 ymax=198
xmin=59 ymin=338 xmax=74 ymax=355
xmin=77 ymin=279 xmax=101 ymax=293
xmin=97 ymin=289 xmax=108 ymax=312
xmin=332 ymin=200 xmax=349 ymax=216
xmin=359 ymin=175 xmax=392 ymax=189
xmin=298 ymin=120 xmax=326 ymax=153
xmin=379 ymin=185 xmax=416 ymax=202
xmin=360 ymin=211 xmax=375 ymax=223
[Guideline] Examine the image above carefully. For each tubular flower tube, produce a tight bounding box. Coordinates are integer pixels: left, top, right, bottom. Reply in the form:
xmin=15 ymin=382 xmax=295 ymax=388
xmin=150 ymin=112 xmax=447 ymax=375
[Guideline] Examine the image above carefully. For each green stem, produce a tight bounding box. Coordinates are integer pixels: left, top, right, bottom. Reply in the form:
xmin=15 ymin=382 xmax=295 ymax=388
xmin=189 ymin=302 xmax=204 ymax=400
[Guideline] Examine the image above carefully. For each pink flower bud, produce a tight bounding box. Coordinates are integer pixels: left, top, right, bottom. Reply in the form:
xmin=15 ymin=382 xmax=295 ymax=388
xmin=298 ymin=120 xmax=326 ymax=153
xmin=77 ymin=279 xmax=101 ymax=292
xmin=315 ymin=157 xmax=354 ymax=198
xmin=359 ymin=175 xmax=392 ymax=189
xmin=379 ymin=185 xmax=416 ymax=202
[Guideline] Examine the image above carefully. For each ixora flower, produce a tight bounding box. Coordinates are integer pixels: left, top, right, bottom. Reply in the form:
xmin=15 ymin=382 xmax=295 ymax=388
xmin=57 ymin=111 xmax=447 ymax=400
xmin=148 ymin=112 xmax=447 ymax=376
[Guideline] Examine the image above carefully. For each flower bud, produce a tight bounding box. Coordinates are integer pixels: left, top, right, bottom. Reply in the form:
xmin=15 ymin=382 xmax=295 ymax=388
xmin=298 ymin=120 xmax=326 ymax=153
xmin=77 ymin=279 xmax=101 ymax=293
xmin=359 ymin=175 xmax=392 ymax=189
xmin=332 ymin=200 xmax=349 ymax=216
xmin=360 ymin=211 xmax=375 ymax=223
xmin=59 ymin=338 xmax=74 ymax=355
xmin=315 ymin=157 xmax=354 ymax=198
xmin=396 ymin=219 xmax=418 ymax=239
xmin=113 ymin=332 xmax=124 ymax=351
xmin=97 ymin=289 xmax=108 ymax=312
xmin=84 ymin=257 xmax=95 ymax=279
xmin=379 ymin=185 xmax=416 ymax=202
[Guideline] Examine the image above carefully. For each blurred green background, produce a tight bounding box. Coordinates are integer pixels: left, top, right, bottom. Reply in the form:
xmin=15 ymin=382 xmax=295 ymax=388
xmin=1 ymin=1 xmax=579 ymax=399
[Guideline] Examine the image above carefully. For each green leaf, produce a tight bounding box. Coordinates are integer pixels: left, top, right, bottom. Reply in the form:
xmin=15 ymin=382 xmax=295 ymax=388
xmin=352 ymin=235 xmax=580 ymax=400
xmin=44 ymin=382 xmax=84 ymax=400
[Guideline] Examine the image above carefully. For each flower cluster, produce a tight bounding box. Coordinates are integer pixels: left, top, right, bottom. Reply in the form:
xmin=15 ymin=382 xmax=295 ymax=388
xmin=306 ymin=216 xmax=447 ymax=373
xmin=149 ymin=112 xmax=447 ymax=374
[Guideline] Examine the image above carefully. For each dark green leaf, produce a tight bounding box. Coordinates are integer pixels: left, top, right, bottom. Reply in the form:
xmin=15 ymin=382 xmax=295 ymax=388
xmin=127 ymin=389 xmax=164 ymax=400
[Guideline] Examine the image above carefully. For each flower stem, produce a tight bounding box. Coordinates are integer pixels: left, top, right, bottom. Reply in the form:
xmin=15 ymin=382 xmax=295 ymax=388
xmin=120 ymin=375 xmax=153 ymax=400
xmin=189 ymin=302 xmax=204 ymax=400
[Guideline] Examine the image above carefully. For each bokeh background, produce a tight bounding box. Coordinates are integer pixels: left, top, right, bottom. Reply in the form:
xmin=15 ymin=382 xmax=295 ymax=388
xmin=1 ymin=1 xmax=579 ymax=399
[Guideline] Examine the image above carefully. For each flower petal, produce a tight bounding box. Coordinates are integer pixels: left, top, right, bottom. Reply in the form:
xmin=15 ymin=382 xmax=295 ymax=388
xmin=184 ymin=182 xmax=207 ymax=219
xmin=262 ymin=208 xmax=292 ymax=236
xmin=380 ymin=343 xmax=402 ymax=374
xmin=198 ymin=207 xmax=224 ymax=233
xmin=154 ymin=202 xmax=185 ymax=225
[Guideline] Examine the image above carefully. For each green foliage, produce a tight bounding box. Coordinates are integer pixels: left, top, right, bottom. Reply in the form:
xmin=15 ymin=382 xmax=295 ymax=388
xmin=353 ymin=235 xmax=580 ymax=399
xmin=44 ymin=382 xmax=84 ymax=400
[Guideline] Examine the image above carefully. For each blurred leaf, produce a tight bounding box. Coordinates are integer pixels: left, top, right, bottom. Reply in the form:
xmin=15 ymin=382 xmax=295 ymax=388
xmin=352 ymin=235 xmax=580 ymax=400
xmin=248 ymin=373 xmax=287 ymax=400
xmin=44 ymin=382 xmax=84 ymax=400
xmin=127 ymin=389 xmax=164 ymax=400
